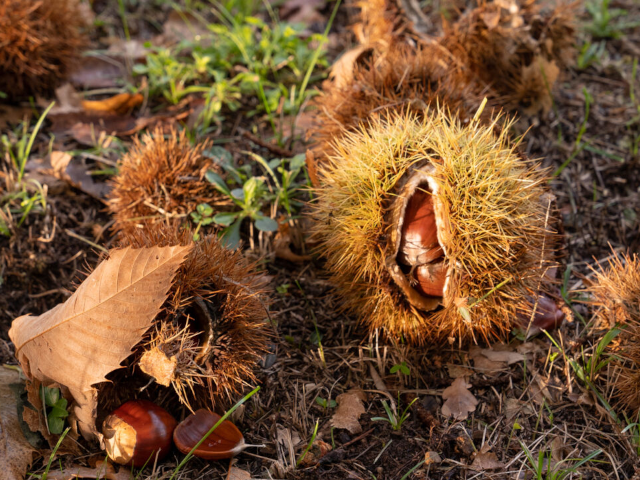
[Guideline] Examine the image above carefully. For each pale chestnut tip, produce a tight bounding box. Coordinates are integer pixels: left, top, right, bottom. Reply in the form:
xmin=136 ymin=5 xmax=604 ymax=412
xmin=102 ymin=399 xmax=177 ymax=467
xmin=173 ymin=409 xmax=247 ymax=460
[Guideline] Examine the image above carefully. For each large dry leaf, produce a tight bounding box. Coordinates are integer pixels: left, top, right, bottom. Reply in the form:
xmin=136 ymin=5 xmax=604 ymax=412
xmin=9 ymin=245 xmax=192 ymax=440
xmin=331 ymin=389 xmax=366 ymax=434
xmin=0 ymin=367 xmax=35 ymax=480
xmin=441 ymin=377 xmax=478 ymax=420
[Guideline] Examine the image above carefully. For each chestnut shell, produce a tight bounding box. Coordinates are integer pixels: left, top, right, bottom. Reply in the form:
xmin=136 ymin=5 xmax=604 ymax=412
xmin=173 ymin=409 xmax=245 ymax=460
xmin=103 ymin=399 xmax=177 ymax=467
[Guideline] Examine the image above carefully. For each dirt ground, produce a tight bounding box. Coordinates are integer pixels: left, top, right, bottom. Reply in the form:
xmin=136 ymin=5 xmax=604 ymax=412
xmin=1 ymin=0 xmax=640 ymax=479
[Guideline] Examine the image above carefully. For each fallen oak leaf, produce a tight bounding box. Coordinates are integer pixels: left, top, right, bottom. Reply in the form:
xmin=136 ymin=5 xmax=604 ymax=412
xmin=0 ymin=367 xmax=36 ymax=480
xmin=441 ymin=377 xmax=478 ymax=420
xmin=331 ymin=389 xmax=367 ymax=434
xmin=9 ymin=245 xmax=192 ymax=441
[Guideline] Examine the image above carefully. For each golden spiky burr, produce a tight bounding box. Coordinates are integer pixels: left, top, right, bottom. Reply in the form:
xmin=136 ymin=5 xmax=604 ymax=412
xmin=0 ymin=0 xmax=88 ymax=98
xmin=310 ymin=107 xmax=563 ymax=344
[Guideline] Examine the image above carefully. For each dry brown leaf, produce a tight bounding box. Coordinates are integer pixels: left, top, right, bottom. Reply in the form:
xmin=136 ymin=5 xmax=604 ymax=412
xmin=273 ymin=220 xmax=312 ymax=263
xmin=447 ymin=364 xmax=474 ymax=379
xmin=504 ymin=397 xmax=534 ymax=421
xmin=227 ymin=466 xmax=252 ymax=480
xmin=480 ymin=8 xmax=501 ymax=29
xmin=331 ymin=389 xmax=367 ymax=434
xmin=70 ymin=56 xmax=126 ymax=89
xmin=280 ymin=0 xmax=325 ymax=25
xmin=82 ymin=93 xmax=143 ymax=115
xmin=156 ymin=11 xmax=211 ymax=45
xmin=424 ymin=451 xmax=442 ymax=465
xmin=329 ymin=46 xmax=373 ymax=90
xmin=49 ymin=151 xmax=110 ymax=200
xmin=138 ymin=347 xmax=176 ymax=387
xmin=9 ymin=245 xmax=192 ymax=440
xmin=441 ymin=377 xmax=478 ymax=420
xmin=476 ymin=348 xmax=524 ymax=365
xmin=0 ymin=367 xmax=35 ymax=480
xmin=471 ymin=451 xmax=504 ymax=470
xmin=470 ymin=345 xmax=524 ymax=373
xmin=50 ymin=84 xmax=142 ymax=117
xmin=45 ymin=461 xmax=131 ymax=480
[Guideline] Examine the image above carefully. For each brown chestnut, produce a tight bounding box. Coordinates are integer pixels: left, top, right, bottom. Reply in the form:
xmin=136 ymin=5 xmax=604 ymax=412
xmin=173 ymin=409 xmax=245 ymax=460
xmin=102 ymin=399 xmax=177 ymax=467
xmin=517 ymin=295 xmax=566 ymax=333
xmin=399 ymin=187 xmax=443 ymax=266
xmin=413 ymin=262 xmax=447 ymax=297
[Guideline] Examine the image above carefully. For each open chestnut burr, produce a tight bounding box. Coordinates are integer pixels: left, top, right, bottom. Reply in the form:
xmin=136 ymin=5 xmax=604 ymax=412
xmin=310 ymin=109 xmax=566 ymax=344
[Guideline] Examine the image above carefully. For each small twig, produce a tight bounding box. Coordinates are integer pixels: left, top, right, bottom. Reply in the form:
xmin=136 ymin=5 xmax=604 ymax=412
xmin=65 ymin=229 xmax=108 ymax=253
xmin=342 ymin=428 xmax=375 ymax=449
xmin=240 ymin=129 xmax=294 ymax=158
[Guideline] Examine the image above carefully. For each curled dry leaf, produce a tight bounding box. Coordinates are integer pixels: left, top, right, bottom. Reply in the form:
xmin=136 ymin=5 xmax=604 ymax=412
xmin=470 ymin=345 xmax=524 ymax=373
xmin=9 ymin=245 xmax=192 ymax=440
xmin=49 ymin=151 xmax=111 ymax=200
xmin=424 ymin=451 xmax=442 ymax=465
xmin=227 ymin=466 xmax=252 ymax=480
xmin=138 ymin=347 xmax=176 ymax=387
xmin=0 ymin=367 xmax=35 ymax=480
xmin=471 ymin=451 xmax=504 ymax=471
xmin=331 ymin=389 xmax=367 ymax=434
xmin=441 ymin=377 xmax=478 ymax=420
xmin=328 ymin=46 xmax=372 ymax=90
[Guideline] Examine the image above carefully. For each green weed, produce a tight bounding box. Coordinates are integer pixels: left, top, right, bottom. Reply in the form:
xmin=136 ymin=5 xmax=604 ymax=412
xmin=520 ymin=441 xmax=602 ymax=480
xmin=296 ymin=419 xmax=319 ymax=467
xmin=372 ymin=396 xmax=418 ymax=431
xmin=202 ymin=149 xmax=306 ymax=248
xmin=133 ymin=6 xmax=330 ymax=139
xmin=577 ymin=41 xmax=606 ymax=70
xmin=315 ymin=396 xmax=337 ymax=409
xmin=0 ymin=103 xmax=54 ymax=236
xmin=41 ymin=386 xmax=69 ymax=435
xmin=586 ymin=0 xmax=640 ymax=39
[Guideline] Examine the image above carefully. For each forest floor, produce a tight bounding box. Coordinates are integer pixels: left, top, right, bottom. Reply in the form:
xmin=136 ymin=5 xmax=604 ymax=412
xmin=1 ymin=0 xmax=640 ymax=479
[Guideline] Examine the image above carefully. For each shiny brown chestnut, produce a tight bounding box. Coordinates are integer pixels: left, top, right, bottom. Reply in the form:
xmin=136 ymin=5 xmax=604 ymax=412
xmin=173 ymin=409 xmax=245 ymax=460
xmin=399 ymin=187 xmax=443 ymax=266
xmin=102 ymin=399 xmax=177 ymax=467
xmin=413 ymin=262 xmax=447 ymax=297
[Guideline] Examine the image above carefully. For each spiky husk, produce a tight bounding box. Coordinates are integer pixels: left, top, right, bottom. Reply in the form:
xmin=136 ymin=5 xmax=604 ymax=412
xmin=591 ymin=253 xmax=640 ymax=416
xmin=353 ymin=0 xmax=405 ymax=46
xmin=0 ymin=0 xmax=87 ymax=98
xmin=313 ymin=41 xmax=484 ymax=160
xmin=112 ymin=225 xmax=271 ymax=410
xmin=441 ymin=1 xmax=576 ymax=114
xmin=108 ymin=128 xmax=227 ymax=236
xmin=311 ymin=108 xmax=560 ymax=344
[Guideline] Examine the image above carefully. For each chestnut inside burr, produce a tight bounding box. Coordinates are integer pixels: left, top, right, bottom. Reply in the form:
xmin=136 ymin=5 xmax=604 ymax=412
xmin=397 ymin=183 xmax=446 ymax=299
